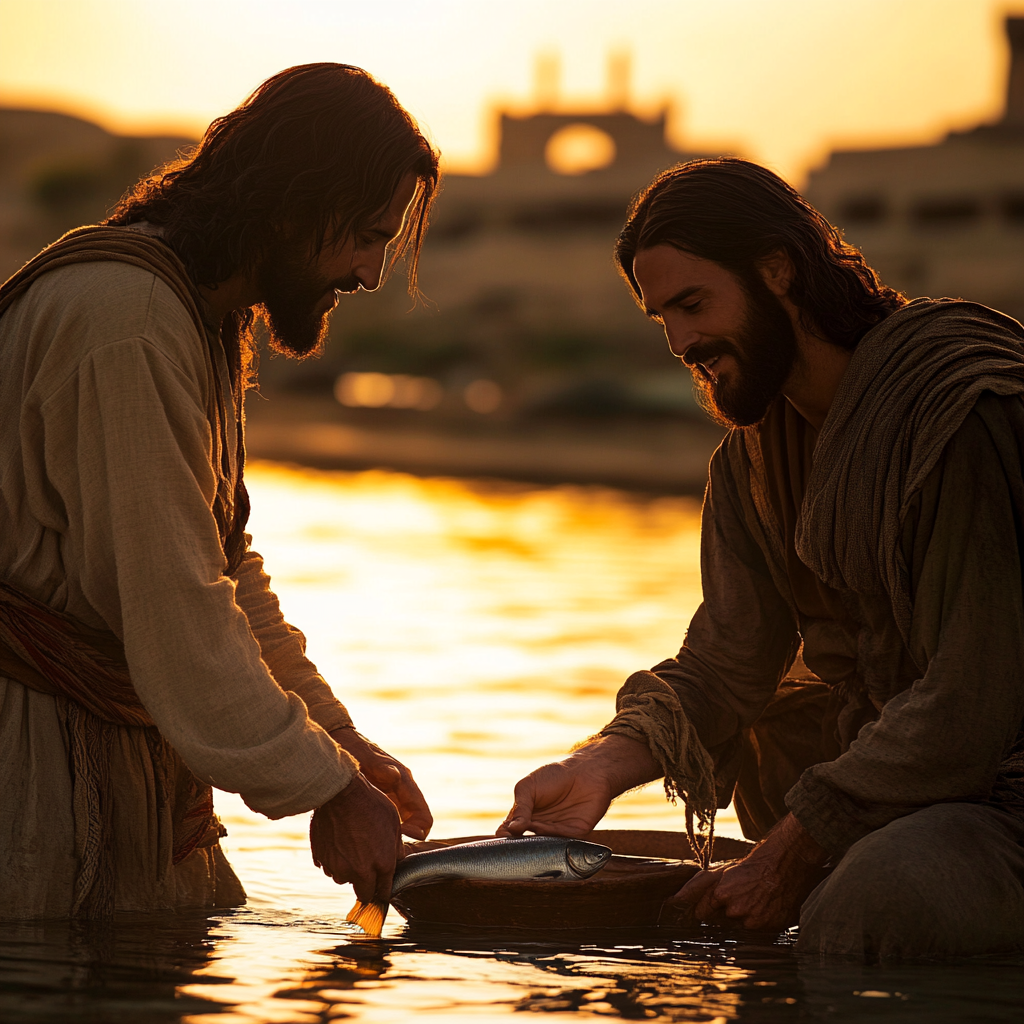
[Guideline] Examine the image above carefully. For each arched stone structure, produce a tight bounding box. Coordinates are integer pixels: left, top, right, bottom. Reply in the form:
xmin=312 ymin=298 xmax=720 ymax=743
xmin=497 ymin=110 xmax=676 ymax=172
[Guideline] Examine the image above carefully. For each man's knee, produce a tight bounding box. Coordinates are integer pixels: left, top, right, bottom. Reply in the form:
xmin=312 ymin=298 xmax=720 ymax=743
xmin=797 ymin=804 xmax=1024 ymax=957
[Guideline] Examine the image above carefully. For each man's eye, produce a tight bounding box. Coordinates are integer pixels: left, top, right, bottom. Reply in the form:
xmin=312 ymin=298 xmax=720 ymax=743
xmin=680 ymin=302 xmax=701 ymax=314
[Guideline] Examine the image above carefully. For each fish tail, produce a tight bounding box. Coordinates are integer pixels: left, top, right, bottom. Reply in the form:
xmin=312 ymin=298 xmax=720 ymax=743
xmin=346 ymin=898 xmax=388 ymax=937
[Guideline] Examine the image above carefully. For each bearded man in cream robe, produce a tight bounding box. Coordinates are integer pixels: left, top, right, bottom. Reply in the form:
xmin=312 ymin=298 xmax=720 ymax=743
xmin=501 ymin=158 xmax=1024 ymax=957
xmin=0 ymin=64 xmax=437 ymax=918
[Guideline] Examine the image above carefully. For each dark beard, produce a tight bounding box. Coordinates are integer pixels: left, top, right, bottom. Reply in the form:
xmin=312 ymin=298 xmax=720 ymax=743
xmin=684 ymin=275 xmax=798 ymax=428
xmin=255 ymin=241 xmax=358 ymax=359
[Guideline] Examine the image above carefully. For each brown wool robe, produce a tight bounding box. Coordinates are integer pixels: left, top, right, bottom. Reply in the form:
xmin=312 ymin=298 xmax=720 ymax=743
xmin=603 ymin=299 xmax=1024 ymax=956
xmin=0 ymin=240 xmax=358 ymax=919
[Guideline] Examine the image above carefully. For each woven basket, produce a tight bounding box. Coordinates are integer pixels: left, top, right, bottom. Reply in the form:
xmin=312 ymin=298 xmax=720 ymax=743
xmin=391 ymin=830 xmax=754 ymax=931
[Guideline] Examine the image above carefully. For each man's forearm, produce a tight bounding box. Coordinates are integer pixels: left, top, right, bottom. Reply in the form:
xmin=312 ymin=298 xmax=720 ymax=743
xmin=568 ymin=733 xmax=662 ymax=798
xmin=769 ymin=812 xmax=831 ymax=866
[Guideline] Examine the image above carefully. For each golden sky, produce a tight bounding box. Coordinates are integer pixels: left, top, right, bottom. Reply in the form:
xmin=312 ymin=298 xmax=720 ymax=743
xmin=0 ymin=0 xmax=1019 ymax=183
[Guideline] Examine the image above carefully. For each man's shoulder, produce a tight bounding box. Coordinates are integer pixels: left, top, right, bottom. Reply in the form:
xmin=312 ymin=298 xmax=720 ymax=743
xmin=5 ymin=259 xmax=206 ymax=376
xmin=25 ymin=260 xmax=198 ymax=338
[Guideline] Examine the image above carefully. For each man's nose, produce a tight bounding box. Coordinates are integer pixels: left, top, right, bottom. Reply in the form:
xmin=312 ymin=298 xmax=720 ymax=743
xmin=354 ymin=252 xmax=386 ymax=292
xmin=665 ymin=328 xmax=701 ymax=360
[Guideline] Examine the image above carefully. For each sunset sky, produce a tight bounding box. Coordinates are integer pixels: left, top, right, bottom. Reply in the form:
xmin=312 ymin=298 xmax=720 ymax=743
xmin=0 ymin=0 xmax=1020 ymax=183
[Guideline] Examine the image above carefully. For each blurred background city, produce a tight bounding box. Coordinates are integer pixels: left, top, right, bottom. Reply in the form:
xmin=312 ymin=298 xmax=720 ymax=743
xmin=4 ymin=0 xmax=1024 ymax=488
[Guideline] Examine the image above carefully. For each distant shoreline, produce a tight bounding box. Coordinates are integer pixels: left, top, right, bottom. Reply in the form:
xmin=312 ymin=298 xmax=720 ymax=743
xmin=245 ymin=393 xmax=724 ymax=495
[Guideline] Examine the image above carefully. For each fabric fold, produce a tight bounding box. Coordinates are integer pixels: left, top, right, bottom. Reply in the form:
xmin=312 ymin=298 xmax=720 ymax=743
xmin=797 ymin=298 xmax=1024 ymax=638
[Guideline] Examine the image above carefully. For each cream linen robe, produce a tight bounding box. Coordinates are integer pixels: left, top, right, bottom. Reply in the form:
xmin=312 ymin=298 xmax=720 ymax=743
xmin=0 ymin=259 xmax=358 ymax=918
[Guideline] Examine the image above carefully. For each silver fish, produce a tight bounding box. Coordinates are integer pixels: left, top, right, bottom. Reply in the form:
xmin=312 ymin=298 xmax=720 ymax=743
xmin=347 ymin=835 xmax=612 ymax=937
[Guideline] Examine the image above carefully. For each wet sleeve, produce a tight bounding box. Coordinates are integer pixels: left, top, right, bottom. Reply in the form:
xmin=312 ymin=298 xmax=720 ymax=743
xmin=231 ymin=545 xmax=354 ymax=734
xmin=604 ymin=439 xmax=801 ymax=790
xmin=42 ymin=335 xmax=358 ymax=819
xmin=787 ymin=400 xmax=1024 ymax=855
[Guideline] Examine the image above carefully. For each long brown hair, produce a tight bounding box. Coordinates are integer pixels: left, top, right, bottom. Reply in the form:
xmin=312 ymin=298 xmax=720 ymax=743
xmin=107 ymin=63 xmax=439 ymax=296
xmin=615 ymin=158 xmax=905 ymax=350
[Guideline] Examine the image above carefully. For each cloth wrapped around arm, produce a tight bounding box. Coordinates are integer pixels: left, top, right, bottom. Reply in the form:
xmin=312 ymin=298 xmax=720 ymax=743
xmin=645 ymin=439 xmax=801 ymax=752
xmin=601 ymin=440 xmax=802 ymax=863
xmin=231 ymin=545 xmax=354 ymax=735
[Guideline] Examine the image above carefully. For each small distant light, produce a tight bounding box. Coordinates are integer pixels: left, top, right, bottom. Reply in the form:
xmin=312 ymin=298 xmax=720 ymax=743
xmin=335 ymin=372 xmax=443 ymax=411
xmin=464 ymin=379 xmax=502 ymax=413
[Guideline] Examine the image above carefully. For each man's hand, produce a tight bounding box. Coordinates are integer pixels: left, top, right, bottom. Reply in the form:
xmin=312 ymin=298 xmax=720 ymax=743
xmin=667 ymin=813 xmax=830 ymax=930
xmin=330 ymin=727 xmax=433 ymax=841
xmin=310 ymin=774 xmax=404 ymax=904
xmin=497 ymin=733 xmax=660 ymax=837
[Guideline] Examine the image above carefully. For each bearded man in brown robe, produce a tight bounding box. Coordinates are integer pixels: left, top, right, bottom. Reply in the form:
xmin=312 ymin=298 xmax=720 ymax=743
xmin=500 ymin=158 xmax=1024 ymax=957
xmin=0 ymin=64 xmax=437 ymax=918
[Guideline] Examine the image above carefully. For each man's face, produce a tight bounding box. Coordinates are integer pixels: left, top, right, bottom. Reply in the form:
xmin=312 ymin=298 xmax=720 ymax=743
xmin=256 ymin=170 xmax=418 ymax=358
xmin=632 ymin=244 xmax=798 ymax=427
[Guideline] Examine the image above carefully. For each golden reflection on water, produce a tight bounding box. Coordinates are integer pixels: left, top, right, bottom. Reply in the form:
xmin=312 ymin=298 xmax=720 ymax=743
xmin=223 ymin=460 xmax=741 ymax=854
xmin=4 ymin=463 xmax=1019 ymax=1022
xmin=186 ymin=461 xmax=750 ymax=1021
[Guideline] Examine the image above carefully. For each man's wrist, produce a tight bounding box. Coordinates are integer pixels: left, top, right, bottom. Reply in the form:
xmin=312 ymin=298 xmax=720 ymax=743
xmin=326 ymin=727 xmax=365 ymax=789
xmin=330 ymin=726 xmax=367 ymax=756
xmin=770 ymin=813 xmax=831 ymax=868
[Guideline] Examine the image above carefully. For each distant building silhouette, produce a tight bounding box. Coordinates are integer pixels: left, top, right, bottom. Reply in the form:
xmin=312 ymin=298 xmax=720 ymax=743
xmin=806 ymin=16 xmax=1024 ymax=319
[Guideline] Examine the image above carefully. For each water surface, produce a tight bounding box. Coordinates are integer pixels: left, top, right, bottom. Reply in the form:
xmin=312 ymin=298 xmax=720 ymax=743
xmin=1 ymin=463 xmax=1020 ymax=1022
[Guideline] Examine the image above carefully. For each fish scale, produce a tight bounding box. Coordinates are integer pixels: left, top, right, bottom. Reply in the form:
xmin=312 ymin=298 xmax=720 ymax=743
xmin=347 ymin=835 xmax=613 ymax=937
xmin=394 ymin=835 xmax=610 ymax=890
